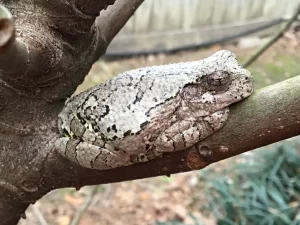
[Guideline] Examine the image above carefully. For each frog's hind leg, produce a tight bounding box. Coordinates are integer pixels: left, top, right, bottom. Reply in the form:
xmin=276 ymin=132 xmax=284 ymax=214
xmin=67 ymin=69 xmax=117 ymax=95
xmin=56 ymin=137 xmax=132 ymax=170
xmin=154 ymin=118 xmax=199 ymax=153
xmin=154 ymin=109 xmax=229 ymax=153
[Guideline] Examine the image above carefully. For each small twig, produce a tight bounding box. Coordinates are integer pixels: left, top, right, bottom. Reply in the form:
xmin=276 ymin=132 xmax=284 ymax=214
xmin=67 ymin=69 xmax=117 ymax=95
xmin=91 ymin=184 xmax=117 ymax=206
xmin=32 ymin=204 xmax=49 ymax=225
xmin=243 ymin=4 xmax=300 ymax=68
xmin=86 ymin=184 xmax=118 ymax=224
xmin=75 ymin=0 xmax=115 ymax=16
xmin=69 ymin=186 xmax=98 ymax=225
xmin=97 ymin=0 xmax=145 ymax=44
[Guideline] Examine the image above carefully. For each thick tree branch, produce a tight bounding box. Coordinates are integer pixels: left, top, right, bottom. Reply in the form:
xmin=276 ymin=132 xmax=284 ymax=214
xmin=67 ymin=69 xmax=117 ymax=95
xmin=0 ymin=2 xmax=144 ymax=224
xmin=0 ymin=1 xmax=144 ymax=99
xmin=46 ymin=75 xmax=300 ymax=189
xmin=75 ymin=0 xmax=116 ymax=16
xmin=97 ymin=0 xmax=145 ymax=44
xmin=199 ymin=75 xmax=300 ymax=161
xmin=0 ymin=5 xmax=28 ymax=77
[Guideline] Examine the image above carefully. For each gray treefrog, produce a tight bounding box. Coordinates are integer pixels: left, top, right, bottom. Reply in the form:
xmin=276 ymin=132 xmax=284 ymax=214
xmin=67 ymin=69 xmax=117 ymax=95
xmin=56 ymin=50 xmax=253 ymax=170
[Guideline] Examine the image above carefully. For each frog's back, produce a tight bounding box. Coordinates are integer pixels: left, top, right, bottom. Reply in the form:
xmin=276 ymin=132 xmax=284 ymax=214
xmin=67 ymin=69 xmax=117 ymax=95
xmin=66 ymin=61 xmax=200 ymax=140
xmin=60 ymin=50 xmax=238 ymax=140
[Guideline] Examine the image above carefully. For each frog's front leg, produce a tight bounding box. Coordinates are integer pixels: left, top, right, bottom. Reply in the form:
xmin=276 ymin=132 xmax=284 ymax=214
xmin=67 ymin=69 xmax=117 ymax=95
xmin=154 ymin=109 xmax=229 ymax=153
xmin=56 ymin=137 xmax=133 ymax=170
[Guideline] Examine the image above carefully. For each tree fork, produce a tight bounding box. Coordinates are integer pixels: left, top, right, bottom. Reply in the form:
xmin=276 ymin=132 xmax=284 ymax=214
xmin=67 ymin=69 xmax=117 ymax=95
xmin=0 ymin=1 xmax=145 ymax=224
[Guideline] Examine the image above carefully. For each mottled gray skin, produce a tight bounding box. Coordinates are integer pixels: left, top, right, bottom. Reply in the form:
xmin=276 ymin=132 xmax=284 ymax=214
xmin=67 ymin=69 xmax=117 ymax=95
xmin=57 ymin=50 xmax=253 ymax=170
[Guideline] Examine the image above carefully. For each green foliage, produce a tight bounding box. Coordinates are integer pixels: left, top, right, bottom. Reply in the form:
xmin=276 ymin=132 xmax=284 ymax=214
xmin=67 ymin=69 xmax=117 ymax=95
xmin=199 ymin=142 xmax=300 ymax=225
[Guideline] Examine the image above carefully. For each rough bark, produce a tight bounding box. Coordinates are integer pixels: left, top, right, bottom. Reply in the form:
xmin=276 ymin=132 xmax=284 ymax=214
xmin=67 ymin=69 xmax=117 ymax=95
xmin=0 ymin=1 xmax=299 ymax=225
xmin=0 ymin=0 xmax=144 ymax=224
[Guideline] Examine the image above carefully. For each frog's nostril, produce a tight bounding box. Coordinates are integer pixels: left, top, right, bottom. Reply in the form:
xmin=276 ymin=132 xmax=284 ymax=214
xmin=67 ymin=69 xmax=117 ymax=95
xmin=244 ymin=75 xmax=253 ymax=83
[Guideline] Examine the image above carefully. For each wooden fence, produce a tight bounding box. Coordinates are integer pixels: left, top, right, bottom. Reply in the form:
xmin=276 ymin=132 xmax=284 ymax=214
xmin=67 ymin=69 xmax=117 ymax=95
xmin=106 ymin=0 xmax=300 ymax=55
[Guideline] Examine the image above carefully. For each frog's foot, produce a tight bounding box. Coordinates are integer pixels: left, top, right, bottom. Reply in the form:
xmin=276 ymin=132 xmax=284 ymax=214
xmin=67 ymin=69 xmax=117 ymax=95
xmin=56 ymin=137 xmax=133 ymax=170
xmin=154 ymin=109 xmax=229 ymax=153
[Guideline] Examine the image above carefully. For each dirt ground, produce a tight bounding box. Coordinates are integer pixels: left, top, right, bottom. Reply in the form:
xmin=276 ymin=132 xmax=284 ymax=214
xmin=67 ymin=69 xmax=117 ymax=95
xmin=19 ymin=31 xmax=300 ymax=225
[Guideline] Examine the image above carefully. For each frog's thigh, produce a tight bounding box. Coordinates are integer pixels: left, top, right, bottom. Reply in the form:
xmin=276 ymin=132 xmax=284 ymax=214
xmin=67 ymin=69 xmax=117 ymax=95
xmin=154 ymin=118 xmax=200 ymax=153
xmin=154 ymin=110 xmax=229 ymax=153
xmin=56 ymin=137 xmax=132 ymax=170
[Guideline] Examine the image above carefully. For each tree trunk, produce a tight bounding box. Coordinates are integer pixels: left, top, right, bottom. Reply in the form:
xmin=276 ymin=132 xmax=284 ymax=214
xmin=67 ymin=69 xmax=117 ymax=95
xmin=0 ymin=0 xmax=144 ymax=224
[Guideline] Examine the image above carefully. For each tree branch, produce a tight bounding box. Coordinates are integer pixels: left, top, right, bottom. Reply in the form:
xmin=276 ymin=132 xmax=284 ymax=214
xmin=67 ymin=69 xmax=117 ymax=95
xmin=0 ymin=1 xmax=144 ymax=99
xmin=243 ymin=3 xmax=300 ymax=67
xmin=97 ymin=0 xmax=145 ymax=44
xmin=199 ymin=75 xmax=300 ymax=162
xmin=46 ymin=75 xmax=300 ymax=189
xmin=32 ymin=204 xmax=48 ymax=225
xmin=0 ymin=5 xmax=28 ymax=77
xmin=0 ymin=2 xmax=144 ymax=223
xmin=75 ymin=0 xmax=116 ymax=16
xmin=69 ymin=186 xmax=98 ymax=225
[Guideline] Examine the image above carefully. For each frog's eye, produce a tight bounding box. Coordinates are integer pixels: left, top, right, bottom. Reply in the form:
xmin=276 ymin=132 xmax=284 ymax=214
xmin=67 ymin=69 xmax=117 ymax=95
xmin=182 ymin=84 xmax=200 ymax=99
xmin=207 ymin=71 xmax=230 ymax=86
xmin=205 ymin=71 xmax=230 ymax=91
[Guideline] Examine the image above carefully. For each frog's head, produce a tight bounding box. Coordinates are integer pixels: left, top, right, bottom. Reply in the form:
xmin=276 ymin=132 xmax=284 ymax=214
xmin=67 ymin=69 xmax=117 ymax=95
xmin=182 ymin=50 xmax=254 ymax=116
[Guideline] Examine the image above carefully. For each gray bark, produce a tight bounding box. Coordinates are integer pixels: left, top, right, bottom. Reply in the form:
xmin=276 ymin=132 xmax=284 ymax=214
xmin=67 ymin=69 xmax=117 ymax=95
xmin=0 ymin=0 xmax=144 ymax=224
xmin=0 ymin=1 xmax=299 ymax=225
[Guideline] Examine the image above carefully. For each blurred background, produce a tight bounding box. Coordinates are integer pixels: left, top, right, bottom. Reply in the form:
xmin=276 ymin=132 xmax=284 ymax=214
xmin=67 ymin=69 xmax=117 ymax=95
xmin=21 ymin=0 xmax=300 ymax=224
